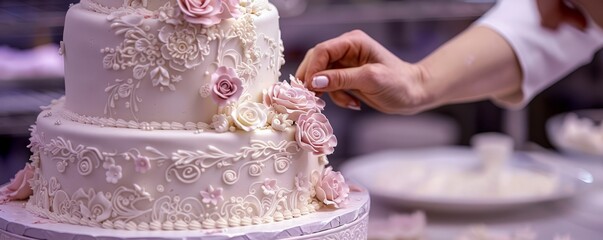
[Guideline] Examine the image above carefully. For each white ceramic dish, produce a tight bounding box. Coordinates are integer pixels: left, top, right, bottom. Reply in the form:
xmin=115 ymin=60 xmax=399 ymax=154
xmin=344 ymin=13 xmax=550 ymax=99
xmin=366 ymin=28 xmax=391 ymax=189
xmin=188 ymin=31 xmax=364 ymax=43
xmin=341 ymin=147 xmax=593 ymax=213
xmin=546 ymin=109 xmax=603 ymax=161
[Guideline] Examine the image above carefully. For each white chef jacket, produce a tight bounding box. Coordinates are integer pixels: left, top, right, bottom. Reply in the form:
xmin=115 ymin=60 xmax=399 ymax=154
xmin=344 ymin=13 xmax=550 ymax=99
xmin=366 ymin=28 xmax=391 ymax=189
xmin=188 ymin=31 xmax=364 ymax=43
xmin=476 ymin=0 xmax=603 ymax=109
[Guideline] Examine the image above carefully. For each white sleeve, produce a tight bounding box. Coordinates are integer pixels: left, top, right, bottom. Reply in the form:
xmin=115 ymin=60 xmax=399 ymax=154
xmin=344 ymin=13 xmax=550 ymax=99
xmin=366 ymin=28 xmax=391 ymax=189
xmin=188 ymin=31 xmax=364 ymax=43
xmin=475 ymin=0 xmax=603 ymax=109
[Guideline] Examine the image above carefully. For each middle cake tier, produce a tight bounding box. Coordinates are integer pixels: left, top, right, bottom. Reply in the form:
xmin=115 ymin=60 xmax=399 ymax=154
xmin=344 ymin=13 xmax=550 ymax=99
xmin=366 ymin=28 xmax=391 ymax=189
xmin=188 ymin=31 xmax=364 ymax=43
xmin=27 ymin=99 xmax=323 ymax=230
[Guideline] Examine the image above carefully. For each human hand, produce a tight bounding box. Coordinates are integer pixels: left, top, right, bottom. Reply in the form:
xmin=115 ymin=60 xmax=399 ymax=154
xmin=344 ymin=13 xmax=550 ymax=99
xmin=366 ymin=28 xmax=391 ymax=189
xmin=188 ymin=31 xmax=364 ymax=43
xmin=296 ymin=30 xmax=433 ymax=114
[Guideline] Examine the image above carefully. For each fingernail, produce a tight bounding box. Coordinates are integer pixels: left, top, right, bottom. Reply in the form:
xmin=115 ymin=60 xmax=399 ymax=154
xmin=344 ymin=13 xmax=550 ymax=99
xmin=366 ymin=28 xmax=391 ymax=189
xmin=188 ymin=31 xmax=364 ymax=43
xmin=312 ymin=76 xmax=329 ymax=89
xmin=348 ymin=101 xmax=361 ymax=111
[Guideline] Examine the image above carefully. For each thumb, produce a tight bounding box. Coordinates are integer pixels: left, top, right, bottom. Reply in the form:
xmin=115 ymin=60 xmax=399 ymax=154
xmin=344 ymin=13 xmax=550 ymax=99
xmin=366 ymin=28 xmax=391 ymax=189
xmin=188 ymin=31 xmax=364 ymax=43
xmin=307 ymin=65 xmax=379 ymax=93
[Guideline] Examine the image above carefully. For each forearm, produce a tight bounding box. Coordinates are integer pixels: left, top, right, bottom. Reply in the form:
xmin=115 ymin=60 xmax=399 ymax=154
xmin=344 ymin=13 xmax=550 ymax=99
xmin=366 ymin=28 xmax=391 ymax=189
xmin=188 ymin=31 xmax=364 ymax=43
xmin=418 ymin=26 xmax=522 ymax=108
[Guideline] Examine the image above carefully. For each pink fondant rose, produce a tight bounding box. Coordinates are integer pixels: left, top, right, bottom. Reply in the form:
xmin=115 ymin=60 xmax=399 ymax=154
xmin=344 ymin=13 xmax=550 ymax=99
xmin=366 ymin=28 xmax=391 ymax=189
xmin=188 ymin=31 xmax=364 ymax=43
xmin=314 ymin=167 xmax=349 ymax=208
xmin=263 ymin=76 xmax=325 ymax=121
xmin=220 ymin=0 xmax=242 ymax=18
xmin=0 ymin=163 xmax=34 ymax=203
xmin=177 ymin=0 xmax=241 ymax=26
xmin=211 ymin=66 xmax=243 ymax=106
xmin=295 ymin=110 xmax=337 ymax=155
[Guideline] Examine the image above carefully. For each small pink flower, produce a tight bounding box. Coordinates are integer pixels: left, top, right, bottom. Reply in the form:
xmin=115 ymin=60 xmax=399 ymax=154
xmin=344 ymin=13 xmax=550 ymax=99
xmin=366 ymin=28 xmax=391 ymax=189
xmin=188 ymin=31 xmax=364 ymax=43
xmin=263 ymin=77 xmax=325 ymax=121
xmin=261 ymin=178 xmax=277 ymax=195
xmin=295 ymin=110 xmax=337 ymax=155
xmin=177 ymin=0 xmax=241 ymax=26
xmin=134 ymin=155 xmax=151 ymax=173
xmin=0 ymin=163 xmax=34 ymax=203
xmin=313 ymin=167 xmax=349 ymax=208
xmin=200 ymin=185 xmax=224 ymax=205
xmin=211 ymin=66 xmax=243 ymax=106
xmin=106 ymin=165 xmax=122 ymax=184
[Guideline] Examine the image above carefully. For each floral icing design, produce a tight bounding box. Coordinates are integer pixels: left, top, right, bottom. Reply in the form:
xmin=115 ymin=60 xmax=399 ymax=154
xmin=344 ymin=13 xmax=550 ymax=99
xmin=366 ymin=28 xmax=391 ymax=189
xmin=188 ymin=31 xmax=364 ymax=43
xmin=200 ymin=185 xmax=224 ymax=205
xmin=158 ymin=21 xmax=210 ymax=72
xmin=261 ymin=178 xmax=277 ymax=195
xmin=313 ymin=167 xmax=349 ymax=209
xmin=263 ymin=76 xmax=325 ymax=121
xmin=269 ymin=112 xmax=293 ymax=132
xmin=25 ymin=131 xmax=316 ymax=230
xmin=26 ymin=131 xmax=317 ymax=230
xmin=295 ymin=110 xmax=337 ymax=155
xmin=231 ymin=101 xmax=268 ymax=131
xmin=177 ymin=0 xmax=241 ymax=26
xmin=294 ymin=172 xmax=310 ymax=193
xmin=106 ymin=165 xmax=123 ymax=184
xmin=79 ymin=191 xmax=113 ymax=223
xmin=133 ymin=155 xmax=151 ymax=173
xmin=27 ymin=172 xmax=317 ymax=231
xmin=240 ymin=0 xmax=269 ymax=15
xmin=100 ymin=1 xmax=264 ymax=121
xmin=211 ymin=66 xmax=243 ymax=106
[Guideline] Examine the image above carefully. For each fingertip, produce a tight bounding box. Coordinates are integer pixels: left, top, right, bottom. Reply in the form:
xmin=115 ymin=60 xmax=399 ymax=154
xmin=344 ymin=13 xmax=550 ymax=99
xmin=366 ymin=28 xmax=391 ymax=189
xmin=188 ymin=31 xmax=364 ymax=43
xmin=311 ymin=75 xmax=330 ymax=89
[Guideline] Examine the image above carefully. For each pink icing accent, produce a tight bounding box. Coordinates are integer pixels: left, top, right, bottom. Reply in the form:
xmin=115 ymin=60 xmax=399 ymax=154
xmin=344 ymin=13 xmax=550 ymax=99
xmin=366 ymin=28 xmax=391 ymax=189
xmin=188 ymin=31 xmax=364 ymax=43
xmin=0 ymin=163 xmax=34 ymax=203
xmin=261 ymin=178 xmax=277 ymax=195
xmin=295 ymin=110 xmax=337 ymax=155
xmin=263 ymin=178 xmax=277 ymax=190
xmin=313 ymin=167 xmax=349 ymax=208
xmin=263 ymin=79 xmax=325 ymax=121
xmin=134 ymin=155 xmax=151 ymax=173
xmin=200 ymin=185 xmax=224 ymax=205
xmin=211 ymin=66 xmax=243 ymax=106
xmin=177 ymin=0 xmax=241 ymax=26
xmin=219 ymin=0 xmax=242 ymax=19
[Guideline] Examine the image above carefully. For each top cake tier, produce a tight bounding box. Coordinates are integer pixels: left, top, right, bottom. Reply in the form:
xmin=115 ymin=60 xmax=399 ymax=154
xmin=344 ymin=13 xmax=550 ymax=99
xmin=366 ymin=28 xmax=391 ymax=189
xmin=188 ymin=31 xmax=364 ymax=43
xmin=62 ymin=0 xmax=284 ymax=125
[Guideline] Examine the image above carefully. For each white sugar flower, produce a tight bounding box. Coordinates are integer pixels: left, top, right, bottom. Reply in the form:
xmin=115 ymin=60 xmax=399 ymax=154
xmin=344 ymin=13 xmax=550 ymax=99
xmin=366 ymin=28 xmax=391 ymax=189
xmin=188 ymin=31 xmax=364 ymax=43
xmin=231 ymin=101 xmax=268 ymax=131
xmin=106 ymin=165 xmax=123 ymax=184
xmin=270 ymin=113 xmax=293 ymax=131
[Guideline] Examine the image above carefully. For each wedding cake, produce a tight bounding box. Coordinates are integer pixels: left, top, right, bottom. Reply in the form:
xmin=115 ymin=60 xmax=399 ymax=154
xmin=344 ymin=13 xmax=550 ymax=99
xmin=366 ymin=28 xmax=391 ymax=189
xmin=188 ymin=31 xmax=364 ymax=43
xmin=0 ymin=0 xmax=368 ymax=236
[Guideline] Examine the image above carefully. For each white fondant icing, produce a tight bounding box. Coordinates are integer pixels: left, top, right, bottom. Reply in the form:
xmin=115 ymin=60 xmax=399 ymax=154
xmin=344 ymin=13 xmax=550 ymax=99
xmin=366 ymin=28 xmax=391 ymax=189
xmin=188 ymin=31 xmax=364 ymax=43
xmin=63 ymin=1 xmax=283 ymax=124
xmin=26 ymin=102 xmax=321 ymax=230
xmin=18 ymin=0 xmax=350 ymax=233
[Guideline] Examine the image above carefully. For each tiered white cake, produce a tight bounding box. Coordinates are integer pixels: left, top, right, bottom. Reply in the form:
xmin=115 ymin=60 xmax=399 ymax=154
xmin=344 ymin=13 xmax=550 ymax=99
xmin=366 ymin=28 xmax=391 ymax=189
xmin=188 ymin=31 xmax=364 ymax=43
xmin=13 ymin=0 xmax=358 ymax=234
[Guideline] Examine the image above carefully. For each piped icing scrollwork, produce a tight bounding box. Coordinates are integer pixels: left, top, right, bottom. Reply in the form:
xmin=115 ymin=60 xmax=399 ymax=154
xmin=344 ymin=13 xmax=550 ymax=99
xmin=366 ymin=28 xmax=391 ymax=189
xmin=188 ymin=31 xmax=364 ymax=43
xmin=91 ymin=0 xmax=278 ymax=121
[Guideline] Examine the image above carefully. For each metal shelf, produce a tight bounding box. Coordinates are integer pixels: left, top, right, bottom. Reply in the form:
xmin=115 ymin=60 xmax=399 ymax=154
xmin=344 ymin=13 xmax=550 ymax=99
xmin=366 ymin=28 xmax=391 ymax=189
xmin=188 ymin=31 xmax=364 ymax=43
xmin=281 ymin=0 xmax=495 ymax=26
xmin=0 ymin=1 xmax=71 ymax=31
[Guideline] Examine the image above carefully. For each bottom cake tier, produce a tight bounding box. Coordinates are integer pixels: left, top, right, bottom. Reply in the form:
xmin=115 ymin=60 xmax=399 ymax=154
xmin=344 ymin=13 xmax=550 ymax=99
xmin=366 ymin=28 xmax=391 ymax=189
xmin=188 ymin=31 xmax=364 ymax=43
xmin=0 ymin=191 xmax=369 ymax=239
xmin=25 ymin=99 xmax=326 ymax=230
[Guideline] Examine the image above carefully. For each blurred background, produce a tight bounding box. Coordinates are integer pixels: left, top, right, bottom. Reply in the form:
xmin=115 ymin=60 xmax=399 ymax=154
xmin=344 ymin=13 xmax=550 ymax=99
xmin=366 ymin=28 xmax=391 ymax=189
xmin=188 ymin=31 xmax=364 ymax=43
xmin=0 ymin=0 xmax=602 ymax=183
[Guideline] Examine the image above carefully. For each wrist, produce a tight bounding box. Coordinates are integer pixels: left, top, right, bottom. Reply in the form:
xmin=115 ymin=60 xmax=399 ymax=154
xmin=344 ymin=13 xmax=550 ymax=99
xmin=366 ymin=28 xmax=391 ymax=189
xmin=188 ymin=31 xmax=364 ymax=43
xmin=404 ymin=62 xmax=441 ymax=113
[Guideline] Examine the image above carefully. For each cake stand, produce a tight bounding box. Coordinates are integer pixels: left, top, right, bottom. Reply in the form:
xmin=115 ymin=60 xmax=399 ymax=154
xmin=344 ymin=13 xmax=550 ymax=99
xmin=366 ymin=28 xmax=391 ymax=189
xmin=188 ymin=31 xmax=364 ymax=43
xmin=0 ymin=191 xmax=369 ymax=240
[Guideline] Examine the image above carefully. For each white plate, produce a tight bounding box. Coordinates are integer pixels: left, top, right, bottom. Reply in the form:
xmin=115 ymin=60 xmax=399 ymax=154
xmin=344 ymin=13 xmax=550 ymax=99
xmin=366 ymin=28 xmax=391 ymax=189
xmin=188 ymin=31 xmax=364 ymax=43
xmin=341 ymin=147 xmax=593 ymax=213
xmin=546 ymin=109 xmax=603 ymax=161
